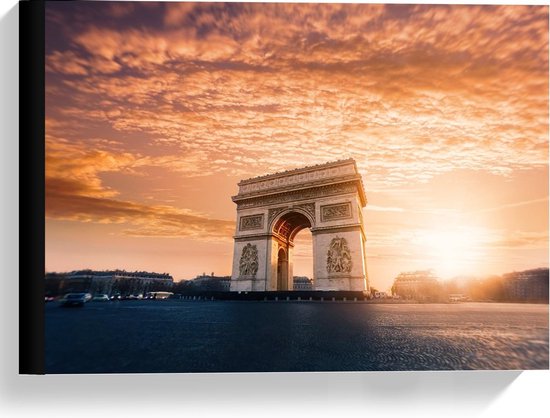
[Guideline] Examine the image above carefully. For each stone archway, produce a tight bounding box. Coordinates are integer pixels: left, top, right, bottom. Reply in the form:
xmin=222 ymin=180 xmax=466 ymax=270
xmin=276 ymin=248 xmax=288 ymax=290
xmin=230 ymin=159 xmax=369 ymax=292
xmin=271 ymin=210 xmax=312 ymax=291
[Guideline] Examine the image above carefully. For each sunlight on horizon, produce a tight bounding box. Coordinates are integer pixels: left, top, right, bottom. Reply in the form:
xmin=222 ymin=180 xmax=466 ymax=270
xmin=414 ymin=226 xmax=489 ymax=279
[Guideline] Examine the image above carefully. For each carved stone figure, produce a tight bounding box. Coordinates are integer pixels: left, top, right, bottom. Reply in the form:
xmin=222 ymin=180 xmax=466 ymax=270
xmin=326 ymin=237 xmax=352 ymax=273
xmin=239 ymin=243 xmax=259 ymax=277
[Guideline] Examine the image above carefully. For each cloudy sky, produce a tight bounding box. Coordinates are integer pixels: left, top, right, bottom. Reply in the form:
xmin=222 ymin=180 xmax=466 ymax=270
xmin=45 ymin=1 xmax=548 ymax=290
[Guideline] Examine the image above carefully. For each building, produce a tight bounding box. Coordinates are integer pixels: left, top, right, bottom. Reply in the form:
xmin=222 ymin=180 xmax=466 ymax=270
xmin=45 ymin=269 xmax=174 ymax=297
xmin=502 ymin=268 xmax=549 ymax=302
xmin=188 ymin=273 xmax=231 ymax=291
xmin=391 ymin=270 xmax=441 ymax=301
xmin=293 ymin=276 xmax=313 ymax=290
xmin=229 ymin=159 xmax=369 ymax=292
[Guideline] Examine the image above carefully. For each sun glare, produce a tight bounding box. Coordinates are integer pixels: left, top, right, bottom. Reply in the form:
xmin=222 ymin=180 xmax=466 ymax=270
xmin=414 ymin=226 xmax=487 ymax=279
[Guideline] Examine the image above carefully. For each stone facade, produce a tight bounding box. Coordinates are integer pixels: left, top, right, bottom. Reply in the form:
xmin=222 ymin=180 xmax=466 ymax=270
xmin=230 ymin=159 xmax=369 ymax=292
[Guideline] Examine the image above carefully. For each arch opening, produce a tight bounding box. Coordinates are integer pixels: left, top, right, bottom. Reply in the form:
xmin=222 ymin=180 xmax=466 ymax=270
xmin=273 ymin=211 xmax=313 ymax=291
xmin=272 ymin=211 xmax=312 ymax=244
xmin=276 ymin=248 xmax=288 ymax=290
xmin=292 ymin=228 xmax=313 ymax=289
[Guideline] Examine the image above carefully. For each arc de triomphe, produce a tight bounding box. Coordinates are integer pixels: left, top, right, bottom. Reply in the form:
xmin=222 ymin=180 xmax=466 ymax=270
xmin=230 ymin=159 xmax=370 ymax=292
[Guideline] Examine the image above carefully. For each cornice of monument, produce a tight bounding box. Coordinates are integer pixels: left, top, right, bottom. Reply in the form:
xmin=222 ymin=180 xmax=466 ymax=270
xmin=233 ymin=178 xmax=367 ymax=208
xmin=233 ymin=158 xmax=367 ymax=207
xmin=238 ymin=158 xmax=358 ymax=185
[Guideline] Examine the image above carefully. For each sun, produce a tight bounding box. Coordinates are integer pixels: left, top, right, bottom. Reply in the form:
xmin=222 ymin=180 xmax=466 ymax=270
xmin=415 ymin=226 xmax=487 ymax=279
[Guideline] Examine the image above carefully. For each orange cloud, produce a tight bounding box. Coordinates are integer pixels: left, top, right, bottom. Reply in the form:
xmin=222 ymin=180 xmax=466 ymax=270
xmin=45 ymin=2 xmax=548 ymax=188
xmin=45 ymin=127 xmax=235 ymax=240
xmin=163 ymin=2 xmax=196 ymax=27
xmin=46 ymin=178 xmax=235 ymax=240
xmin=44 ymin=3 xmax=548 ymax=283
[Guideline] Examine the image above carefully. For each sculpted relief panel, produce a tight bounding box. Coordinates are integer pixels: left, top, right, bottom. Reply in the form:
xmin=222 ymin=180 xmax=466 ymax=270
xmin=239 ymin=243 xmax=259 ymax=277
xmin=326 ymin=237 xmax=353 ymax=274
xmin=239 ymin=214 xmax=264 ymax=231
xmin=321 ymin=202 xmax=352 ymax=222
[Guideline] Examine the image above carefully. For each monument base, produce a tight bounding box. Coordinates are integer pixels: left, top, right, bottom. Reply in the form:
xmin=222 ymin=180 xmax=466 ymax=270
xmin=230 ymin=278 xmax=267 ymax=292
xmin=315 ymin=276 xmax=367 ymax=291
xmin=177 ymin=290 xmax=371 ymax=302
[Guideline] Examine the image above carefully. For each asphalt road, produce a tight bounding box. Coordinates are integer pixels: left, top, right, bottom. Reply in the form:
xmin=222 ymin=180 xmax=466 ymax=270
xmin=45 ymin=300 xmax=549 ymax=373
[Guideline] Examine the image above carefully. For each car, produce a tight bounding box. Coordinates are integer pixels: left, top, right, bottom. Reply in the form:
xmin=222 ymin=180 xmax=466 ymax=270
xmin=92 ymin=294 xmax=110 ymax=302
xmin=60 ymin=293 xmax=92 ymax=307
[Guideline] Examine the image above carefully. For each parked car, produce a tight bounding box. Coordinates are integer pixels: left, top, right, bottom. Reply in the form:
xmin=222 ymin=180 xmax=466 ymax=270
xmin=60 ymin=293 xmax=92 ymax=307
xmin=92 ymin=294 xmax=110 ymax=302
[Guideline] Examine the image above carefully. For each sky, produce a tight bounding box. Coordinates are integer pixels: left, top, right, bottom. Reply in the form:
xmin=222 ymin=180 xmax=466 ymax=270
xmin=45 ymin=1 xmax=549 ymax=291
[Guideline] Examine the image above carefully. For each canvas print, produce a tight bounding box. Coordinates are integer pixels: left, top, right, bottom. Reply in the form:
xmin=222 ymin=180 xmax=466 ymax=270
xmin=43 ymin=1 xmax=548 ymax=373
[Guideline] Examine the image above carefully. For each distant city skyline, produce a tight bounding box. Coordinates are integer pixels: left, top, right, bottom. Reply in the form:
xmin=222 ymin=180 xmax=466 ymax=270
xmin=45 ymin=2 xmax=548 ymax=291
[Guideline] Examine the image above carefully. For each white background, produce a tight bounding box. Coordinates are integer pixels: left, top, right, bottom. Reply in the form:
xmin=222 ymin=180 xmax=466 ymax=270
xmin=1 ymin=1 xmax=548 ymax=417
